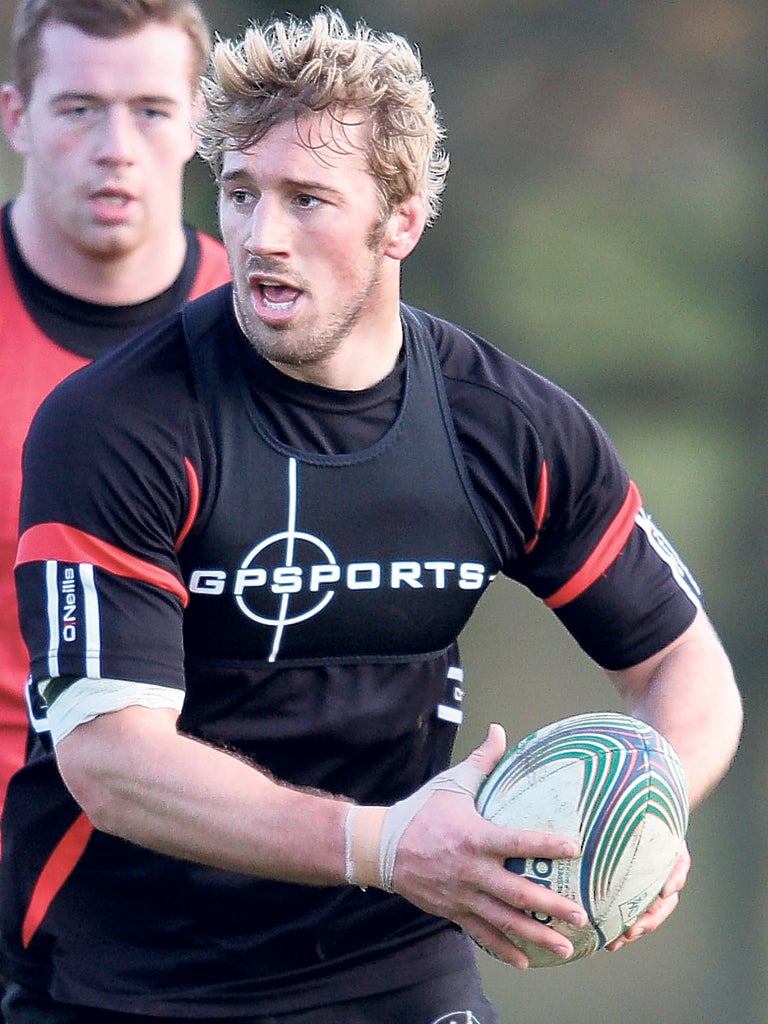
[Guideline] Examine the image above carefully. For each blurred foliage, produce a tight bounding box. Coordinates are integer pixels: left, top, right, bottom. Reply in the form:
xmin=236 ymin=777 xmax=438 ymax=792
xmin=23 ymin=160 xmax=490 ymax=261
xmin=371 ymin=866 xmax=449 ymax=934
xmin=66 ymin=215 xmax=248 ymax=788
xmin=1 ymin=1 xmax=766 ymax=1021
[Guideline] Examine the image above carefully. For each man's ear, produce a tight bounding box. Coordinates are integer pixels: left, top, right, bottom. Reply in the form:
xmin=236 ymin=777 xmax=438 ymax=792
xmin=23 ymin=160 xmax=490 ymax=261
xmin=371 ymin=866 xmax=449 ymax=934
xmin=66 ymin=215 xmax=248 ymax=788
xmin=383 ymin=193 xmax=428 ymax=261
xmin=1 ymin=83 xmax=31 ymax=156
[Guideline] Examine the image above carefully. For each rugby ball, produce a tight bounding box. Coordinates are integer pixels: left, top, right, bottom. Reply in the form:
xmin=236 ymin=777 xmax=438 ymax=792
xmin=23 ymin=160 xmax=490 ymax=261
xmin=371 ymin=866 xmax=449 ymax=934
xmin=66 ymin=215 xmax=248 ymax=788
xmin=475 ymin=711 xmax=689 ymax=968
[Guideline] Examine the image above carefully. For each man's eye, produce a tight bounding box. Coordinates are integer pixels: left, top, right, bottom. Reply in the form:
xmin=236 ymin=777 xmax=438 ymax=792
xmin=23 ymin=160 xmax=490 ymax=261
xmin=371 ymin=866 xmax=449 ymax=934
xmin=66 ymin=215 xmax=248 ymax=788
xmin=58 ymin=105 xmax=93 ymax=119
xmin=140 ymin=108 xmax=171 ymax=120
xmin=295 ymin=194 xmax=321 ymax=209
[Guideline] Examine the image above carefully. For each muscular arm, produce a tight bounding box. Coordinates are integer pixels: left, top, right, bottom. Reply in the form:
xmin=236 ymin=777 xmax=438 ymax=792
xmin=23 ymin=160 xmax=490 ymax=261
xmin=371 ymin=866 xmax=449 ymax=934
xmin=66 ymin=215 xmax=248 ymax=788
xmin=55 ymin=705 xmax=351 ymax=884
xmin=607 ymin=606 xmax=742 ymax=808
xmin=602 ymin=606 xmax=742 ymax=949
xmin=55 ymin=708 xmax=587 ymax=969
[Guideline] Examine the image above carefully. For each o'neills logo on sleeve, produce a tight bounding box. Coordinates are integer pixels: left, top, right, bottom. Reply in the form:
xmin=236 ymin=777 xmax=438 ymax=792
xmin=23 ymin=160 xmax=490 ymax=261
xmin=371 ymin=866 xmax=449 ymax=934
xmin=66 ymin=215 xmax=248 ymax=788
xmin=60 ymin=566 xmax=79 ymax=643
xmin=40 ymin=560 xmax=102 ymax=680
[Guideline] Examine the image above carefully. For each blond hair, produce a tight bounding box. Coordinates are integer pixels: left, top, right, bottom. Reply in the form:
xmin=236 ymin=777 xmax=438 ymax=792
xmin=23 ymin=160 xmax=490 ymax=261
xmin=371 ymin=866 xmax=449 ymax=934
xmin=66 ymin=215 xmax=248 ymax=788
xmin=196 ymin=9 xmax=449 ymax=225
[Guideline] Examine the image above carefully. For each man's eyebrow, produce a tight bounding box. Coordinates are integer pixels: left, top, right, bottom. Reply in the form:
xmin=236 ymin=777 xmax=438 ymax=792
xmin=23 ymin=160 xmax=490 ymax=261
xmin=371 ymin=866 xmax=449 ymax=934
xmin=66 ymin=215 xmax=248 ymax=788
xmin=50 ymin=91 xmax=100 ymax=104
xmin=219 ymin=168 xmax=250 ymax=184
xmin=50 ymin=91 xmax=178 ymax=106
xmin=220 ymin=168 xmax=343 ymax=197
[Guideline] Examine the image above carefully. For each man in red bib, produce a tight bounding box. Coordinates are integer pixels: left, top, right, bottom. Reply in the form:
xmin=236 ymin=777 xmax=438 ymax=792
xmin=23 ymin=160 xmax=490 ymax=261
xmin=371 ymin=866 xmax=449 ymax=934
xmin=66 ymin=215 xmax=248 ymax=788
xmin=0 ymin=0 xmax=230 ymax=857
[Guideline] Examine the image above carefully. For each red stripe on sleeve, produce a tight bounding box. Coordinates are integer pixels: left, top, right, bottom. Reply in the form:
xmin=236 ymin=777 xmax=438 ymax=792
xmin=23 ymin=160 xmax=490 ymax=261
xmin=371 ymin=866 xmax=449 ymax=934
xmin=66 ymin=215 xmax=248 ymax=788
xmin=22 ymin=812 xmax=94 ymax=948
xmin=524 ymin=461 xmax=550 ymax=555
xmin=175 ymin=458 xmax=201 ymax=552
xmin=15 ymin=522 xmax=188 ymax=607
xmin=544 ymin=480 xmax=642 ymax=610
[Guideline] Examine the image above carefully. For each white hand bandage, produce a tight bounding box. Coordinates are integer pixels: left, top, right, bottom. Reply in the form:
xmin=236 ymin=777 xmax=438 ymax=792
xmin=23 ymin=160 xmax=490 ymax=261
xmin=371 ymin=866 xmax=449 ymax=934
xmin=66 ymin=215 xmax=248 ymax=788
xmin=344 ymin=758 xmax=487 ymax=892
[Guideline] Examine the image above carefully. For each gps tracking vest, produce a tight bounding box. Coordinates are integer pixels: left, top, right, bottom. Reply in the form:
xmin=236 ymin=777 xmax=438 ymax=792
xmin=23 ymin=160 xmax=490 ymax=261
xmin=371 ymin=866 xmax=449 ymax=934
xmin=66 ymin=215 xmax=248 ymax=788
xmin=180 ymin=294 xmax=501 ymax=665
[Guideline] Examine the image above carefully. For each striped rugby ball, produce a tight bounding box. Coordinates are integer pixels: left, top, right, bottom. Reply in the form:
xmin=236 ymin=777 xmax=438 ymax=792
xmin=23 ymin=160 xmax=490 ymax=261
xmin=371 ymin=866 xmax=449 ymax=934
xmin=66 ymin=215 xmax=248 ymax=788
xmin=475 ymin=712 xmax=689 ymax=968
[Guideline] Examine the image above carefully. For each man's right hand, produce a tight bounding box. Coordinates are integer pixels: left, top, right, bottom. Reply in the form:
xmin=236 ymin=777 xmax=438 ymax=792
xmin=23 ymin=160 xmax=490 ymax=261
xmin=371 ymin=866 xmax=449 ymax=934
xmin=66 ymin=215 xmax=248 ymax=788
xmin=346 ymin=724 xmax=587 ymax=969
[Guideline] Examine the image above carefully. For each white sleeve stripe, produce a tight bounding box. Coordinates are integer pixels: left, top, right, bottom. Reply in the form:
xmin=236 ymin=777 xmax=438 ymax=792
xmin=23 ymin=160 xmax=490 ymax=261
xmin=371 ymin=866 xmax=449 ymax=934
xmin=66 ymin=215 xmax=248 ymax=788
xmin=45 ymin=560 xmax=61 ymax=679
xmin=635 ymin=509 xmax=702 ymax=609
xmin=80 ymin=563 xmax=102 ymax=677
xmin=42 ymin=677 xmax=185 ymax=746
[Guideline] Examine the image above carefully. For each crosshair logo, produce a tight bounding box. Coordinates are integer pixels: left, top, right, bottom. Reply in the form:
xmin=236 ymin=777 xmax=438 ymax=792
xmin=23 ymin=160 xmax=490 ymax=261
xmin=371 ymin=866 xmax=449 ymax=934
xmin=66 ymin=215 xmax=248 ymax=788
xmin=235 ymin=530 xmax=338 ymax=627
xmin=187 ymin=456 xmax=490 ymax=662
xmin=249 ymin=456 xmax=327 ymax=661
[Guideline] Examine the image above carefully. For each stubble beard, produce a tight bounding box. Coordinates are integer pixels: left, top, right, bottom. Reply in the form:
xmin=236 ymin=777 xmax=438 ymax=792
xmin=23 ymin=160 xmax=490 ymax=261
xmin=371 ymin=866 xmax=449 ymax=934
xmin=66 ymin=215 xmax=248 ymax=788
xmin=234 ymin=251 xmax=384 ymax=371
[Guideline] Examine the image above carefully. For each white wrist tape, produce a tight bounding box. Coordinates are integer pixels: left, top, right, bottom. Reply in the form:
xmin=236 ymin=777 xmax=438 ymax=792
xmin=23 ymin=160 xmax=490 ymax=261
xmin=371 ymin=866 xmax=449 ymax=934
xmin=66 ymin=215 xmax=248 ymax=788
xmin=344 ymin=758 xmax=487 ymax=893
xmin=344 ymin=804 xmax=364 ymax=886
xmin=344 ymin=804 xmax=386 ymax=889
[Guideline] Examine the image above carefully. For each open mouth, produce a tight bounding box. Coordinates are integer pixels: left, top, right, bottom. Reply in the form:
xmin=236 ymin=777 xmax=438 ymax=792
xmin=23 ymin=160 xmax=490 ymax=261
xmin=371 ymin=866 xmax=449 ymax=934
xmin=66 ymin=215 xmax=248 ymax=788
xmin=88 ymin=188 xmax=135 ymax=218
xmin=249 ymin=276 xmax=304 ymax=325
xmin=259 ymin=280 xmax=301 ymax=310
xmin=96 ymin=190 xmax=130 ymax=205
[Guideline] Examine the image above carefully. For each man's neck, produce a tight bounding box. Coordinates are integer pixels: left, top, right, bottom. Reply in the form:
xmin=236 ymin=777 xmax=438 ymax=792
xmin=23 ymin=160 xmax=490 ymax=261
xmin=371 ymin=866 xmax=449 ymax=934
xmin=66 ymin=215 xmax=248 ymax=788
xmin=9 ymin=195 xmax=188 ymax=306
xmin=268 ymin=322 xmax=404 ymax=392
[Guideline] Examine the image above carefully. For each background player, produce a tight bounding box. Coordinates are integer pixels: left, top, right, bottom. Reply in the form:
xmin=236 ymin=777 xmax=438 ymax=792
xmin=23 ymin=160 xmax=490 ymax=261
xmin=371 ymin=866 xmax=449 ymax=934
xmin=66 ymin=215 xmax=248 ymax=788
xmin=2 ymin=10 xmax=742 ymax=1023
xmin=0 ymin=0 xmax=230 ymax=849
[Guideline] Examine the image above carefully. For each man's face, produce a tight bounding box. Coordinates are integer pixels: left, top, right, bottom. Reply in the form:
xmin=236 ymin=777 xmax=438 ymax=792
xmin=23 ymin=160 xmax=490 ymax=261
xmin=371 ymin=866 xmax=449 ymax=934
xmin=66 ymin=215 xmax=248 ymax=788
xmin=2 ymin=21 xmax=200 ymax=261
xmin=219 ymin=111 xmax=412 ymax=386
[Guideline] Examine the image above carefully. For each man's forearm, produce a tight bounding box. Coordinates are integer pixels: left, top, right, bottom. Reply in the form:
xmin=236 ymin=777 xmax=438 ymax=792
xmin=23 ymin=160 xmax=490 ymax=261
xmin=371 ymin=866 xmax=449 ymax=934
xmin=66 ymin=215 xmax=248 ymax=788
xmin=55 ymin=704 xmax=352 ymax=883
xmin=609 ymin=608 xmax=742 ymax=807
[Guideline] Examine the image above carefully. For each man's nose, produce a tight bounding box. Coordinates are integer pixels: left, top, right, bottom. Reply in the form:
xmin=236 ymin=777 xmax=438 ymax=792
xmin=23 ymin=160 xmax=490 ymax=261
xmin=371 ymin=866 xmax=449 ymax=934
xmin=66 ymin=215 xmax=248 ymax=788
xmin=93 ymin=105 xmax=138 ymax=165
xmin=245 ymin=195 xmax=291 ymax=257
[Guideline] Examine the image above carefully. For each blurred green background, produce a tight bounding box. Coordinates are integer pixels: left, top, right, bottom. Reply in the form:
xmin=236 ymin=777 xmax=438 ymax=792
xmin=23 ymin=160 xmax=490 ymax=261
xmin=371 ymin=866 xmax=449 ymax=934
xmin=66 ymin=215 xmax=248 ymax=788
xmin=2 ymin=1 xmax=765 ymax=1020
